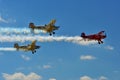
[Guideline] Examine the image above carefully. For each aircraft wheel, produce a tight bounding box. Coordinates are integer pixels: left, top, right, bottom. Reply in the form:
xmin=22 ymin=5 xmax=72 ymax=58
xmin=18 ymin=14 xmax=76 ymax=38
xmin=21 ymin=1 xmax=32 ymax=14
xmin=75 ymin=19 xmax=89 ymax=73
xmin=53 ymin=32 xmax=55 ymax=34
xmin=32 ymin=52 xmax=34 ymax=54
xmin=101 ymin=41 xmax=103 ymax=44
xmin=98 ymin=42 xmax=101 ymax=44
xmin=49 ymin=33 xmax=52 ymax=36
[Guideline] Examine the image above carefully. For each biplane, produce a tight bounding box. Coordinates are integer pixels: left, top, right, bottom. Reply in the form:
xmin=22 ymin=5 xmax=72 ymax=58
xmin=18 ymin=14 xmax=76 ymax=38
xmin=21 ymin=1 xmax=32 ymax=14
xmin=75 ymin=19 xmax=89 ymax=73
xmin=29 ymin=19 xmax=60 ymax=36
xmin=14 ymin=40 xmax=40 ymax=54
xmin=81 ymin=31 xmax=107 ymax=44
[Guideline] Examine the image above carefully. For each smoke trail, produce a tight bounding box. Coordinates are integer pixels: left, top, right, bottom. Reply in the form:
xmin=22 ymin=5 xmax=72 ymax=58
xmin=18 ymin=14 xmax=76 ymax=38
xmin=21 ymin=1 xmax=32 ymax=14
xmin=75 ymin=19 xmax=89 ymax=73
xmin=0 ymin=47 xmax=16 ymax=51
xmin=0 ymin=35 xmax=97 ymax=45
xmin=0 ymin=27 xmax=46 ymax=35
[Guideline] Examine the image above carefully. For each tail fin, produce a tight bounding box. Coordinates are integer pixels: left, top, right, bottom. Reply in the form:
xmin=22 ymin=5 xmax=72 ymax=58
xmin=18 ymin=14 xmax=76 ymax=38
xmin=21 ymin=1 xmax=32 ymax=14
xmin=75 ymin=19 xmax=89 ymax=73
xmin=81 ymin=32 xmax=86 ymax=37
xmin=29 ymin=22 xmax=35 ymax=32
xmin=14 ymin=43 xmax=19 ymax=50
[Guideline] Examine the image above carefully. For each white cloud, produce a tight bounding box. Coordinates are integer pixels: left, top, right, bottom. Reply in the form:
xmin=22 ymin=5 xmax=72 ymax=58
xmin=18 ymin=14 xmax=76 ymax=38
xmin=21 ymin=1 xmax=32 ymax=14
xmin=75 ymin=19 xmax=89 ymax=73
xmin=2 ymin=72 xmax=42 ymax=80
xmin=21 ymin=55 xmax=31 ymax=61
xmin=80 ymin=76 xmax=108 ymax=80
xmin=99 ymin=76 xmax=108 ymax=80
xmin=105 ymin=45 xmax=114 ymax=50
xmin=0 ymin=15 xmax=16 ymax=23
xmin=49 ymin=78 xmax=56 ymax=80
xmin=80 ymin=55 xmax=96 ymax=60
xmin=80 ymin=76 xmax=92 ymax=80
xmin=0 ymin=16 xmax=8 ymax=23
xmin=43 ymin=64 xmax=52 ymax=69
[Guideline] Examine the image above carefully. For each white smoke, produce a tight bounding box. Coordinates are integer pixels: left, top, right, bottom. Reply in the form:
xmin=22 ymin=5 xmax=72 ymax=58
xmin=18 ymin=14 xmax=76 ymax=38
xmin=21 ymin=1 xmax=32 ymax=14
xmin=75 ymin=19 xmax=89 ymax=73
xmin=0 ymin=35 xmax=97 ymax=45
xmin=0 ymin=27 xmax=98 ymax=45
xmin=0 ymin=27 xmax=46 ymax=35
xmin=0 ymin=47 xmax=16 ymax=51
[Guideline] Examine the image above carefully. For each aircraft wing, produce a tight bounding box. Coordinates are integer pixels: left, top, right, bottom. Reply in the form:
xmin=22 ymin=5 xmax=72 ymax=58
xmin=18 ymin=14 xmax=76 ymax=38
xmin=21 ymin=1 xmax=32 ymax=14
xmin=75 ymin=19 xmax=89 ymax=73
xmin=30 ymin=40 xmax=36 ymax=46
xmin=98 ymin=31 xmax=105 ymax=35
xmin=47 ymin=19 xmax=56 ymax=26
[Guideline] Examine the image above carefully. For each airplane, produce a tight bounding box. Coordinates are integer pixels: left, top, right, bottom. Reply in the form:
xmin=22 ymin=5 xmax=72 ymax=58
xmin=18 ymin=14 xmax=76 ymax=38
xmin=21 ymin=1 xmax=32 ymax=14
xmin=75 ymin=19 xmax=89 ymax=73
xmin=14 ymin=40 xmax=40 ymax=54
xmin=81 ymin=31 xmax=107 ymax=44
xmin=29 ymin=19 xmax=60 ymax=36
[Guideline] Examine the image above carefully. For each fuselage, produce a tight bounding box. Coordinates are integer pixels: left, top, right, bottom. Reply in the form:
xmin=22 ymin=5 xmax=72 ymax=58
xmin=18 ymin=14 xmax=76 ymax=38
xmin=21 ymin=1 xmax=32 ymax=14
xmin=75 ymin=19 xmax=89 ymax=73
xmin=84 ymin=34 xmax=106 ymax=40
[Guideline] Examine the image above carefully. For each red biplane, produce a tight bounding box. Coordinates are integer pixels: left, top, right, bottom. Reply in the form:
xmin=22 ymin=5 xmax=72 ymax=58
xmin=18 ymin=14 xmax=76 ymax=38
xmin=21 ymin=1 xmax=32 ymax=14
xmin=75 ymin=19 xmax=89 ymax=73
xmin=81 ymin=31 xmax=107 ymax=44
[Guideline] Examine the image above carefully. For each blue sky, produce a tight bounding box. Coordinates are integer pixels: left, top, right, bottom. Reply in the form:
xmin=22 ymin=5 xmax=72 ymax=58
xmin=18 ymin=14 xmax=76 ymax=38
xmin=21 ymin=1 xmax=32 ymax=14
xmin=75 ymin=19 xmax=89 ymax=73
xmin=0 ymin=0 xmax=120 ymax=80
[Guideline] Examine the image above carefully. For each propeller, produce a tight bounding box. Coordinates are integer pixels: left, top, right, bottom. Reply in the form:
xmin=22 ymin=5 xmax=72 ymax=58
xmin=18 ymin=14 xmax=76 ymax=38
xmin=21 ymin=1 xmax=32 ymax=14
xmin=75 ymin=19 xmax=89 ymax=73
xmin=104 ymin=32 xmax=107 ymax=38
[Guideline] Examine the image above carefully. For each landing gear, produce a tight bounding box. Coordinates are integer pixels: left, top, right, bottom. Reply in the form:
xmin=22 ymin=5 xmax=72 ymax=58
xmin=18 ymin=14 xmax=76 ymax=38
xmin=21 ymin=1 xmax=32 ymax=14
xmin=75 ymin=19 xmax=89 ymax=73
xmin=32 ymin=50 xmax=36 ymax=54
xmin=49 ymin=32 xmax=55 ymax=36
xmin=98 ymin=42 xmax=101 ymax=44
xmin=101 ymin=41 xmax=103 ymax=44
xmin=98 ymin=41 xmax=103 ymax=44
xmin=32 ymin=51 xmax=34 ymax=54
xmin=53 ymin=32 xmax=55 ymax=34
xmin=49 ymin=33 xmax=52 ymax=36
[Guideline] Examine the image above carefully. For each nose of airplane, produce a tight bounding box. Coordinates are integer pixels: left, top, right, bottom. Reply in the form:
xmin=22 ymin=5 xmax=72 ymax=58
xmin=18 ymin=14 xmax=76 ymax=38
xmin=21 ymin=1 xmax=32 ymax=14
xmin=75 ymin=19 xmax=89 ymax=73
xmin=35 ymin=46 xmax=40 ymax=49
xmin=102 ymin=34 xmax=107 ymax=39
xmin=104 ymin=32 xmax=107 ymax=38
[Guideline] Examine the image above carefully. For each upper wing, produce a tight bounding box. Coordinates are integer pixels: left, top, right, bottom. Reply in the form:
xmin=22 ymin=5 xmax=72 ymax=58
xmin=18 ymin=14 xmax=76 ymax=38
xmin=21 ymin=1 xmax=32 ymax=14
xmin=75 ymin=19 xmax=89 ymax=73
xmin=30 ymin=40 xmax=36 ymax=46
xmin=98 ymin=31 xmax=105 ymax=35
xmin=47 ymin=19 xmax=56 ymax=26
xmin=25 ymin=40 xmax=36 ymax=51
